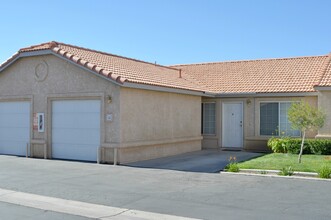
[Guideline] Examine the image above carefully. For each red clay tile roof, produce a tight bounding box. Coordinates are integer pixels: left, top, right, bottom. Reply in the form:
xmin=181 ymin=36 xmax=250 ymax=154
xmin=2 ymin=41 xmax=331 ymax=95
xmin=17 ymin=41 xmax=206 ymax=92
xmin=172 ymin=55 xmax=330 ymax=94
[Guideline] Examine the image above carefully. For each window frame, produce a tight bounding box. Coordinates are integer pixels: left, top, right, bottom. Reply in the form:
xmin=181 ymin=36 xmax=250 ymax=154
xmin=201 ymin=102 xmax=216 ymax=136
xmin=259 ymin=101 xmax=300 ymax=137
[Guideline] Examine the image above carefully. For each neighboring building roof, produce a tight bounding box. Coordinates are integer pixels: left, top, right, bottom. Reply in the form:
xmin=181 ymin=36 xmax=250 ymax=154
xmin=316 ymin=55 xmax=331 ymax=87
xmin=172 ymin=55 xmax=331 ymax=94
xmin=1 ymin=41 xmax=331 ymax=95
xmin=1 ymin=41 xmax=206 ymax=93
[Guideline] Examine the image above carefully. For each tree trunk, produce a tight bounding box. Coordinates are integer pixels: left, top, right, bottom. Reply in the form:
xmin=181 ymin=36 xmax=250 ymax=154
xmin=298 ymin=130 xmax=306 ymax=163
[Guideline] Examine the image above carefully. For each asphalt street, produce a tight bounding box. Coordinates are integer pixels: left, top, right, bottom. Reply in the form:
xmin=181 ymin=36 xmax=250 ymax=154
xmin=0 ymin=155 xmax=330 ymax=220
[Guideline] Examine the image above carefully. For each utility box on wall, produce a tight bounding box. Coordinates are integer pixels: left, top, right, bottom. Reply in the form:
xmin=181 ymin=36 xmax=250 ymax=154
xmin=34 ymin=113 xmax=44 ymax=132
xmin=106 ymin=114 xmax=113 ymax=122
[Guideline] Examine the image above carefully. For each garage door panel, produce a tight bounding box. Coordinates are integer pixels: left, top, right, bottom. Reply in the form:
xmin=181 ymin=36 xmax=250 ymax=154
xmin=0 ymin=140 xmax=28 ymax=146
xmin=53 ymin=100 xmax=100 ymax=113
xmin=0 ymin=123 xmax=29 ymax=129
xmin=0 ymin=102 xmax=30 ymax=156
xmin=52 ymin=129 xmax=99 ymax=145
xmin=0 ymin=115 xmax=30 ymax=128
xmin=52 ymin=100 xmax=100 ymax=162
xmin=0 ymin=103 xmax=30 ymax=113
xmin=0 ymin=143 xmax=26 ymax=156
xmin=52 ymin=113 xmax=100 ymax=128
xmin=0 ymin=128 xmax=30 ymax=140
xmin=52 ymin=143 xmax=98 ymax=161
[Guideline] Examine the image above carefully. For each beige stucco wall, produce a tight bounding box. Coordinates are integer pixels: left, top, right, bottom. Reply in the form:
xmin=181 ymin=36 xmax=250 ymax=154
xmin=0 ymin=55 xmax=121 ymax=159
xmin=317 ymin=91 xmax=331 ymax=138
xmin=118 ymin=88 xmax=202 ymax=163
xmin=0 ymin=54 xmax=202 ymax=163
xmin=202 ymin=96 xmax=318 ymax=152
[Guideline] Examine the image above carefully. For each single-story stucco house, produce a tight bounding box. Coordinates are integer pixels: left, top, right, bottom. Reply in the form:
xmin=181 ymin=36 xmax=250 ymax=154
xmin=0 ymin=41 xmax=330 ymax=163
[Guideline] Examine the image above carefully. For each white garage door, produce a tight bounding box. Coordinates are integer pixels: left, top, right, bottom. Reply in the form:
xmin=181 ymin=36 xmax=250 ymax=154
xmin=52 ymin=100 xmax=101 ymax=162
xmin=0 ymin=102 xmax=30 ymax=156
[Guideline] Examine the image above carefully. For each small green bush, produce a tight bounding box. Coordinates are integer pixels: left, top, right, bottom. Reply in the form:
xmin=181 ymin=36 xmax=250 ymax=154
xmin=267 ymin=137 xmax=289 ymax=153
xmin=227 ymin=163 xmax=239 ymax=172
xmin=268 ymin=138 xmax=331 ymax=155
xmin=225 ymin=156 xmax=239 ymax=172
xmin=318 ymin=165 xmax=331 ymax=179
xmin=278 ymin=166 xmax=294 ymax=176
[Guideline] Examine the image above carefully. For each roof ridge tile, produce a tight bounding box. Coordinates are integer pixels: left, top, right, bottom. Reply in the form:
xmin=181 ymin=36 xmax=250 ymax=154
xmin=51 ymin=46 xmax=126 ymax=84
xmin=54 ymin=41 xmax=179 ymax=72
xmin=19 ymin=41 xmax=58 ymax=52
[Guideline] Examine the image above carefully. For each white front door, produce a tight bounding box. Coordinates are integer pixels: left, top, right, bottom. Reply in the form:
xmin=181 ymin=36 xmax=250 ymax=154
xmin=222 ymin=102 xmax=243 ymax=148
xmin=0 ymin=102 xmax=30 ymax=156
xmin=52 ymin=100 xmax=101 ymax=162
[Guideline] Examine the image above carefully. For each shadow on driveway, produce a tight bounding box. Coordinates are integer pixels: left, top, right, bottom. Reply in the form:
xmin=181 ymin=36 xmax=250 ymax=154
xmin=124 ymin=150 xmax=263 ymax=173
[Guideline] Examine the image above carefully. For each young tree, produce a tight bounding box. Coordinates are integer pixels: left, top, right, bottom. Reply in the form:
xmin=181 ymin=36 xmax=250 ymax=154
xmin=288 ymin=102 xmax=326 ymax=163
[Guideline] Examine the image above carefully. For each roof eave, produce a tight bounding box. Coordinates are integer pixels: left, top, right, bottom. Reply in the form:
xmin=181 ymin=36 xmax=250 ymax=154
xmin=123 ymin=82 xmax=211 ymax=97
xmin=214 ymin=91 xmax=317 ymax=97
xmin=314 ymin=86 xmax=331 ymax=91
xmin=0 ymin=49 xmax=57 ymax=73
xmin=0 ymin=52 xmax=21 ymax=72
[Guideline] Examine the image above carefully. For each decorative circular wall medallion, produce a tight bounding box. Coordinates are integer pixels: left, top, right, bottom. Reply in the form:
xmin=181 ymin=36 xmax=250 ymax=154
xmin=35 ymin=61 xmax=48 ymax=82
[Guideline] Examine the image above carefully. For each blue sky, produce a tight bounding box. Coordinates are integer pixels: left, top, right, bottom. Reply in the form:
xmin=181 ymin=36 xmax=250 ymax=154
xmin=0 ymin=0 xmax=330 ymax=65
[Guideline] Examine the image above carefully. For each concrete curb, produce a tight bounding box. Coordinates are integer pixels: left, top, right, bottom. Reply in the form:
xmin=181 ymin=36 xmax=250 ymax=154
xmin=0 ymin=188 xmax=201 ymax=220
xmin=220 ymin=169 xmax=331 ymax=182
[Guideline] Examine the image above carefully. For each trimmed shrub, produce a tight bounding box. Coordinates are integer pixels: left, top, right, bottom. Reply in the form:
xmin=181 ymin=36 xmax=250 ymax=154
xmin=309 ymin=139 xmax=331 ymax=155
xmin=268 ymin=138 xmax=331 ymax=155
xmin=267 ymin=137 xmax=289 ymax=153
xmin=286 ymin=139 xmax=311 ymax=154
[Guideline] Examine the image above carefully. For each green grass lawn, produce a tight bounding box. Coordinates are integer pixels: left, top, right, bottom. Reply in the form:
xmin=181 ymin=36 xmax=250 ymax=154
xmin=238 ymin=153 xmax=331 ymax=172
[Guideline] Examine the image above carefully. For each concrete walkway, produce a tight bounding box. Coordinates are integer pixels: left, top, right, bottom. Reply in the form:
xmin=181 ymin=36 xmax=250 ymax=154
xmin=124 ymin=149 xmax=262 ymax=173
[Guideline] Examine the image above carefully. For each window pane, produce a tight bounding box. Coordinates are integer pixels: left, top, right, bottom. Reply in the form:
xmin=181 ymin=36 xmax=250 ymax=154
xmin=260 ymin=102 xmax=301 ymax=137
xmin=279 ymin=103 xmax=300 ymax=137
xmin=260 ymin=103 xmax=279 ymax=135
xmin=202 ymin=103 xmax=216 ymax=135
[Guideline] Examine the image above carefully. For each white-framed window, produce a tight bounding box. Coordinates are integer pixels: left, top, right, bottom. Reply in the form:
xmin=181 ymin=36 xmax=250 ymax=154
xmin=260 ymin=102 xmax=300 ymax=136
xmin=202 ymin=102 xmax=216 ymax=135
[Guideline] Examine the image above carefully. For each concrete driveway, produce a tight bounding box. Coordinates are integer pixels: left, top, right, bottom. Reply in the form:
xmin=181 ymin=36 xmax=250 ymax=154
xmin=0 ymin=155 xmax=330 ymax=220
xmin=124 ymin=149 xmax=262 ymax=173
